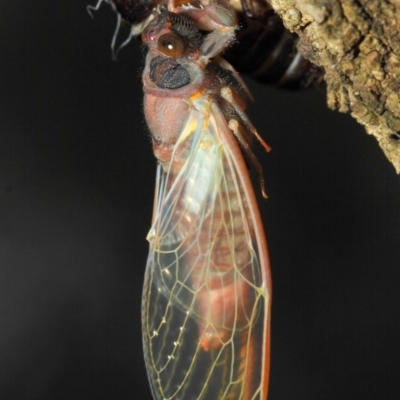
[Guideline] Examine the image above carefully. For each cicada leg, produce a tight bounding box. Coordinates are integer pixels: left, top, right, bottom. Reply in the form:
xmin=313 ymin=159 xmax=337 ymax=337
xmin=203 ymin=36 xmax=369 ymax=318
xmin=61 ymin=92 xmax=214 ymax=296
xmin=86 ymin=0 xmax=108 ymax=18
xmin=228 ymin=118 xmax=268 ymax=199
xmin=168 ymin=0 xmax=237 ymax=58
xmin=221 ymin=87 xmax=272 ymax=154
xmin=214 ymin=56 xmax=254 ymax=101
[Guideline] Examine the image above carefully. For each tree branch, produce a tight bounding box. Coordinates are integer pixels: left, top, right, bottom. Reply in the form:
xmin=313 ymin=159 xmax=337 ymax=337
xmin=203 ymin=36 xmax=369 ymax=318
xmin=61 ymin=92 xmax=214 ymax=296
xmin=266 ymin=0 xmax=400 ymax=173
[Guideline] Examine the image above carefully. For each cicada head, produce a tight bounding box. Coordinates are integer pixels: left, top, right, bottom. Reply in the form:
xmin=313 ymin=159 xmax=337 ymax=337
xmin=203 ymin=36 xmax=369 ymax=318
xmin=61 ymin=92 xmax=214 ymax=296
xmin=142 ymin=11 xmax=210 ymax=91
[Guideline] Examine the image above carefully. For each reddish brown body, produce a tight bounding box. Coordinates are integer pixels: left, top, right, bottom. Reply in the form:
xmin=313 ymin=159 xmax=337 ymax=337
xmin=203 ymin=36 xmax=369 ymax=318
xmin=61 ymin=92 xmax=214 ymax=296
xmin=141 ymin=6 xmax=271 ymax=400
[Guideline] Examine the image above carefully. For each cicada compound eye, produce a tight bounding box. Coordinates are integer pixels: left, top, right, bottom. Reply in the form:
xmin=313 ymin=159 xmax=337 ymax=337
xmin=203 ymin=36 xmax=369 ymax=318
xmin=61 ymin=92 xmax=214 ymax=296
xmin=157 ymin=33 xmax=185 ymax=57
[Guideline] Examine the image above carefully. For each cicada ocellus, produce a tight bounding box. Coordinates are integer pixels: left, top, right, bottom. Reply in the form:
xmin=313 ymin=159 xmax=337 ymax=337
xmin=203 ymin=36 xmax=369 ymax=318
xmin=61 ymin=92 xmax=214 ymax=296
xmin=140 ymin=1 xmax=272 ymax=399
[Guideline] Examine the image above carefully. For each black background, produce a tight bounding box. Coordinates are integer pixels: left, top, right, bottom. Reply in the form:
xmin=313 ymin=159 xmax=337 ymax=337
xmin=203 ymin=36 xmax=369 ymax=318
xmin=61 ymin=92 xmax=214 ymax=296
xmin=1 ymin=1 xmax=399 ymax=399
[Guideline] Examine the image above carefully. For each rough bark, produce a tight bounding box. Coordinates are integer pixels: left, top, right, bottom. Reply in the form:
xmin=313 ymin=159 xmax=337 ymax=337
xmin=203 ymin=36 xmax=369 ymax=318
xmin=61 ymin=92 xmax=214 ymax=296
xmin=263 ymin=0 xmax=400 ymax=173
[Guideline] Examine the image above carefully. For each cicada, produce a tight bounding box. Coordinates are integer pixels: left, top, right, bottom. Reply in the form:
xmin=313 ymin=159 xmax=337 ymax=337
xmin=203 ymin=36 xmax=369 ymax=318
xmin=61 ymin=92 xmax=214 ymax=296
xmin=140 ymin=1 xmax=272 ymax=399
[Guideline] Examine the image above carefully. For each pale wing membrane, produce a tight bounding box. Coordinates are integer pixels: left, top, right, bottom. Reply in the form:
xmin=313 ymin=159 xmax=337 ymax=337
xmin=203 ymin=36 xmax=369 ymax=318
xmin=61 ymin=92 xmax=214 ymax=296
xmin=142 ymin=96 xmax=267 ymax=400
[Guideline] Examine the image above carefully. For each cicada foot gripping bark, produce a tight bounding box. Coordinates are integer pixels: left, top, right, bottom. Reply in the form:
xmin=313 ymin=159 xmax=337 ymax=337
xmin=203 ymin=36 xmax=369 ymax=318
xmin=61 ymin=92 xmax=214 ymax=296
xmin=141 ymin=1 xmax=272 ymax=399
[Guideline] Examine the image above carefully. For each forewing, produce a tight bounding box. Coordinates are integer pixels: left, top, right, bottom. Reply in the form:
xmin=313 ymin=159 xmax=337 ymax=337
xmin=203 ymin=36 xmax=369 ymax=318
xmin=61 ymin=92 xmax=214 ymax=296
xmin=142 ymin=98 xmax=271 ymax=400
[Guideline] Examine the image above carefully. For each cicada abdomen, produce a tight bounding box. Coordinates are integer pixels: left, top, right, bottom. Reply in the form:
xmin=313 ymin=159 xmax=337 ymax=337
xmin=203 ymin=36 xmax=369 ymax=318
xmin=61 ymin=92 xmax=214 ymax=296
xmin=141 ymin=3 xmax=271 ymax=400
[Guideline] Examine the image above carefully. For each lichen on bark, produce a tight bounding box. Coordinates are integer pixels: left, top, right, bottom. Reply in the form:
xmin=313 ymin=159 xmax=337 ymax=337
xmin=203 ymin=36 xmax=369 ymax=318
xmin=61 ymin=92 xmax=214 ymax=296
xmin=265 ymin=0 xmax=400 ymax=173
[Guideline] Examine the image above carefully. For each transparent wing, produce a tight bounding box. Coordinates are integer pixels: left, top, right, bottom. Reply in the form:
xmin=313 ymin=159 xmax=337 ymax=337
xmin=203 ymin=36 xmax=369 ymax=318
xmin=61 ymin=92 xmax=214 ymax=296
xmin=142 ymin=96 xmax=271 ymax=400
